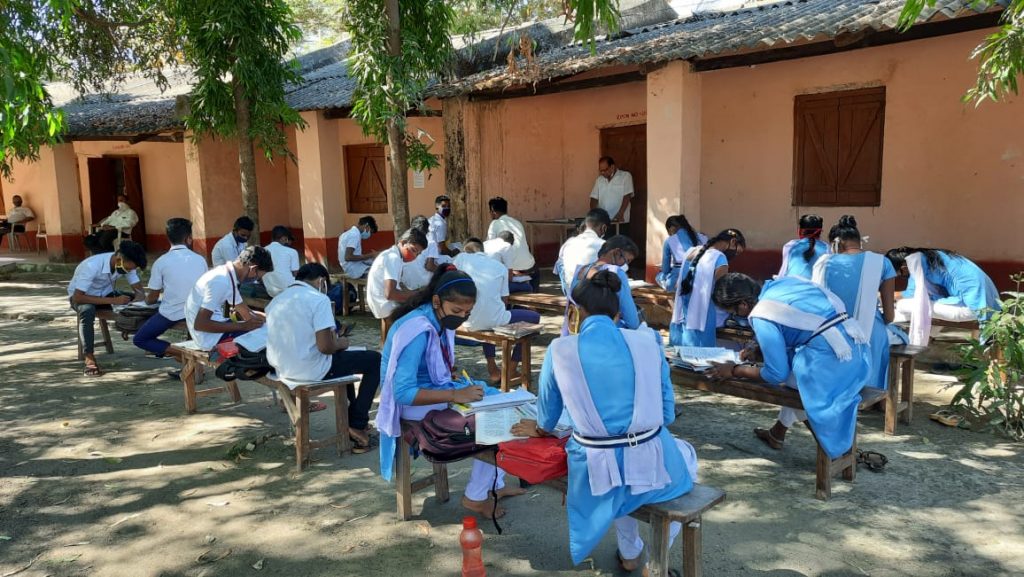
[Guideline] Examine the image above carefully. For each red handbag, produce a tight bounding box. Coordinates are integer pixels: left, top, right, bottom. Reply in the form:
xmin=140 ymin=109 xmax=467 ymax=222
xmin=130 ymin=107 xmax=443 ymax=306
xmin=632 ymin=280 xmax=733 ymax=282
xmin=213 ymin=339 xmax=238 ymax=362
xmin=496 ymin=436 xmax=569 ymax=484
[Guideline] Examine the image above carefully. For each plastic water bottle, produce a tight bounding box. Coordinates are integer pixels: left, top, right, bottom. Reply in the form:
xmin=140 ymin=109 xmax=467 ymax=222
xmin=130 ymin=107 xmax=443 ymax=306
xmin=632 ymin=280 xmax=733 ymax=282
xmin=459 ymin=516 xmax=486 ymax=577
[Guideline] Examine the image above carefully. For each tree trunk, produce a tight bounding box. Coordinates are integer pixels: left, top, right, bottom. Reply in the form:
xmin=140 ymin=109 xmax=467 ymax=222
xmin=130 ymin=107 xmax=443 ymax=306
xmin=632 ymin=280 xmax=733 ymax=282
xmin=444 ymin=96 xmax=469 ymax=242
xmin=233 ymin=81 xmax=259 ymax=244
xmin=384 ymin=0 xmax=410 ymax=233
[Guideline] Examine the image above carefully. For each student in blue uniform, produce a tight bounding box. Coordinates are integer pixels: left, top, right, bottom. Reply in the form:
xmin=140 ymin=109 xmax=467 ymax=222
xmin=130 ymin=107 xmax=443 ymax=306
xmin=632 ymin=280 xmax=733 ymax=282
xmin=512 ymin=270 xmax=697 ymax=572
xmin=812 ymin=215 xmax=896 ymax=390
xmin=563 ymin=235 xmax=640 ymax=335
xmin=886 ymin=246 xmax=1001 ymax=323
xmin=669 ymin=229 xmax=745 ymax=347
xmin=778 ymin=214 xmax=827 ymax=279
xmin=375 ymin=265 xmax=524 ymax=519
xmin=708 ymin=273 xmax=870 ymax=457
xmin=655 ymin=214 xmax=706 ymax=292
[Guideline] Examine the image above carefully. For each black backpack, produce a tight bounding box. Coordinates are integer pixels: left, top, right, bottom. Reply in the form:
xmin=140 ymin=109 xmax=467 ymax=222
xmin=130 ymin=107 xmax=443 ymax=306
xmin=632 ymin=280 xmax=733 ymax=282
xmin=215 ymin=346 xmax=272 ymax=382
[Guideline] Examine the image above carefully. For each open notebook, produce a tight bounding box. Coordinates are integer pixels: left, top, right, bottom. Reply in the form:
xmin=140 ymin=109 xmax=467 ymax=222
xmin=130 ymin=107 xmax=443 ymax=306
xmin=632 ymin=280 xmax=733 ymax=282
xmin=671 ymin=346 xmax=740 ymax=372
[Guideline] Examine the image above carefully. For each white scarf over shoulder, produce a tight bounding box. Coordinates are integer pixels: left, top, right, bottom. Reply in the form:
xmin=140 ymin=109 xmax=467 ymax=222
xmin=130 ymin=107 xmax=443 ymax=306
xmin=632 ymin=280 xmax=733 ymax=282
xmin=672 ymin=247 xmax=723 ymax=328
xmin=812 ymin=252 xmax=884 ymax=340
xmin=750 ymin=281 xmax=868 ymax=361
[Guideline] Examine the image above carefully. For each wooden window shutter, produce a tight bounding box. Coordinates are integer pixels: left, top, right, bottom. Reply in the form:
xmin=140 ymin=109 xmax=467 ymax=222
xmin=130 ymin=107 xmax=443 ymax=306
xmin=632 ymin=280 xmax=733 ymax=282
xmin=793 ymin=87 xmax=885 ymax=206
xmin=345 ymin=144 xmax=389 ymax=214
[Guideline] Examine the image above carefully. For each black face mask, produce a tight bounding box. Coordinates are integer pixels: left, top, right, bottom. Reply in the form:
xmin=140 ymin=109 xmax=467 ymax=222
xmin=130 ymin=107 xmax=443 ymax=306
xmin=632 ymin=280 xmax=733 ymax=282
xmin=723 ymin=249 xmax=738 ymax=260
xmin=439 ymin=313 xmax=466 ymax=331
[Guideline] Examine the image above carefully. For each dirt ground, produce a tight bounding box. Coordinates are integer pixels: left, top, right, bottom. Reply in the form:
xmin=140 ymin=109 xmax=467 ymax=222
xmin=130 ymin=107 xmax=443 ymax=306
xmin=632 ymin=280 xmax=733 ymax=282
xmin=0 ymin=271 xmax=1022 ymax=577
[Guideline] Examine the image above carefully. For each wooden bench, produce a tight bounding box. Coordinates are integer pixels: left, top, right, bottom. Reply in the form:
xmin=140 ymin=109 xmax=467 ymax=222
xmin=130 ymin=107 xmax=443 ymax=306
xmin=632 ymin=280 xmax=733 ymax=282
xmin=76 ymin=309 xmax=115 ymax=360
xmin=395 ymin=422 xmax=726 ymax=577
xmin=331 ymin=273 xmax=369 ymax=316
xmin=168 ymin=341 xmax=356 ymax=471
xmin=670 ymin=368 xmax=887 ymax=500
xmin=507 ymin=292 xmax=566 ymax=314
xmin=897 ymin=318 xmax=981 ymax=341
xmin=714 ymin=326 xmax=926 ymax=436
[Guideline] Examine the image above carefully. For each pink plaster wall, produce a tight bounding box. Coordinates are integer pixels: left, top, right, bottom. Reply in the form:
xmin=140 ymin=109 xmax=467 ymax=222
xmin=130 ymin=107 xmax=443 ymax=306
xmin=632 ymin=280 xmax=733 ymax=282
xmin=699 ymin=29 xmax=1024 ymax=265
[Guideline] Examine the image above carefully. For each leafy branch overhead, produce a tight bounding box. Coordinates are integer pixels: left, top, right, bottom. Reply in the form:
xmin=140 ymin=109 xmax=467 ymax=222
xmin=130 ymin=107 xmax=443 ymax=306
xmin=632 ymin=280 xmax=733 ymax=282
xmin=899 ymin=0 xmax=1024 ymax=103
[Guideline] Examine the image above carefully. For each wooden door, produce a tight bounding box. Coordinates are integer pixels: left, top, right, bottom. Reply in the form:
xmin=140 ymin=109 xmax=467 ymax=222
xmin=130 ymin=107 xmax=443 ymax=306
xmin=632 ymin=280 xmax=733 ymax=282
xmin=120 ymin=157 xmax=146 ymax=249
xmin=344 ymin=144 xmax=388 ymax=214
xmin=87 ymin=157 xmax=118 ymax=226
xmin=600 ymin=124 xmax=647 ymax=276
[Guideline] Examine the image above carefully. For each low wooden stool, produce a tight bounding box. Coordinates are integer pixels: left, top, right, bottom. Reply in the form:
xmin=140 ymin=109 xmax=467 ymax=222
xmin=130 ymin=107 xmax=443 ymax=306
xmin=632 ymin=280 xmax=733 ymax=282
xmin=332 ymin=274 xmax=369 ymax=316
xmin=76 ymin=309 xmax=115 ymax=360
xmin=260 ymin=374 xmax=359 ymax=471
xmin=884 ymin=344 xmax=927 ymax=435
xmin=170 ymin=341 xmax=243 ymax=413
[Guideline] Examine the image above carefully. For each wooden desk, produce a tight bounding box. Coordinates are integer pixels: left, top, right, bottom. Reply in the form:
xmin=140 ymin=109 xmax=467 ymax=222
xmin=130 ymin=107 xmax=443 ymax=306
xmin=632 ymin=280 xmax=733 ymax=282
xmin=456 ymin=327 xmax=537 ymax=391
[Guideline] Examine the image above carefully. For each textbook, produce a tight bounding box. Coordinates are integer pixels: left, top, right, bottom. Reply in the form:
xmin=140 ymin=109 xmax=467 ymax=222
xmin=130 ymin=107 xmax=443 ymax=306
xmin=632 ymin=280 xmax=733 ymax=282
xmin=492 ymin=322 xmax=542 ymax=338
xmin=450 ymin=387 xmax=536 ymax=416
xmin=671 ymin=346 xmax=740 ymax=372
xmin=474 ymin=403 xmax=572 ymax=445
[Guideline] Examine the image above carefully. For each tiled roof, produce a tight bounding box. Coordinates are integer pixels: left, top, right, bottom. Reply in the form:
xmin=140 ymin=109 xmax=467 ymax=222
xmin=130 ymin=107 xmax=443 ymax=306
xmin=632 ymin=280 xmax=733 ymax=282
xmin=433 ymin=0 xmax=1007 ymax=97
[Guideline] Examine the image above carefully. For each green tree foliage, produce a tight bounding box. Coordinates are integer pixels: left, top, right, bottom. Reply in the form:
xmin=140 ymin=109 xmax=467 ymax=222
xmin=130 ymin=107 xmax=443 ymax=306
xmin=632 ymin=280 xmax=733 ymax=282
xmin=900 ymin=1 xmax=1024 ymax=103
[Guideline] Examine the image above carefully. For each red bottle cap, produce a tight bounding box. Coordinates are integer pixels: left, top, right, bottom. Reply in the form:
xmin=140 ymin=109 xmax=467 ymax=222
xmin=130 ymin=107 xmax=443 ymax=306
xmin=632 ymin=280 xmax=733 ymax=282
xmin=463 ymin=516 xmax=477 ymax=529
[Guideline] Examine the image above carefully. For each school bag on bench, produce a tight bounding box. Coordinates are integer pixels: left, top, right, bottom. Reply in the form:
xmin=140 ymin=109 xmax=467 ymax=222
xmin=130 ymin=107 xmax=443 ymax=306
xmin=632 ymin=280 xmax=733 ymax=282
xmin=496 ymin=436 xmax=569 ymax=484
xmin=214 ymin=343 xmax=273 ymax=382
xmin=113 ymin=306 xmax=158 ymax=334
xmin=403 ymin=409 xmax=489 ymax=463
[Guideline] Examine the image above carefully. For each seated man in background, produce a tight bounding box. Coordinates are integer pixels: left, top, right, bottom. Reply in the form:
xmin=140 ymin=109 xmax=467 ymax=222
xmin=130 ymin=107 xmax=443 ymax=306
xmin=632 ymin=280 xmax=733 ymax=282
xmin=68 ymin=240 xmax=147 ymax=376
xmin=338 ymin=216 xmax=379 ymax=279
xmin=89 ymin=194 xmax=139 ymax=252
xmin=454 ymin=238 xmax=542 ymax=385
xmin=133 ymin=218 xmax=208 ymax=360
xmin=403 ymin=215 xmax=436 ymax=289
xmin=266 ymin=263 xmax=381 ymax=452
xmin=486 ymin=196 xmax=538 ymax=292
xmin=185 ymin=246 xmax=272 ymax=350
xmin=0 ymin=195 xmax=36 ymax=239
xmin=262 ymin=226 xmax=301 ymax=297
xmin=211 ymin=216 xmax=254 ymax=267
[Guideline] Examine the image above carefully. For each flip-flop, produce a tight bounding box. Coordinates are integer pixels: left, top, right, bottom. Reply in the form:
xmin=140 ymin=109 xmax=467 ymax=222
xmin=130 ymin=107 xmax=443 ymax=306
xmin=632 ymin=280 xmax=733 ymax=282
xmin=856 ymin=449 xmax=889 ymax=472
xmin=309 ymin=401 xmax=328 ymax=412
xmin=84 ymin=364 xmax=102 ymax=377
xmin=753 ymin=427 xmax=784 ymax=450
xmin=929 ymin=409 xmax=962 ymax=427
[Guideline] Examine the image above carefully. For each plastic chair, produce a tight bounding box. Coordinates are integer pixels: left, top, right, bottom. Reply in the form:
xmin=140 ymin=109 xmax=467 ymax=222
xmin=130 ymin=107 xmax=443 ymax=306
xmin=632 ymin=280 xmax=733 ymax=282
xmin=34 ymin=220 xmax=48 ymax=254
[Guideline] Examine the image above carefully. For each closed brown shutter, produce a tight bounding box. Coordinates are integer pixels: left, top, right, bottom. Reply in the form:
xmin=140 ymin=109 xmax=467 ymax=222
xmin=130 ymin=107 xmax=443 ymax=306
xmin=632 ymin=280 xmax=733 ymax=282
xmin=345 ymin=144 xmax=388 ymax=214
xmin=793 ymin=87 xmax=884 ymax=206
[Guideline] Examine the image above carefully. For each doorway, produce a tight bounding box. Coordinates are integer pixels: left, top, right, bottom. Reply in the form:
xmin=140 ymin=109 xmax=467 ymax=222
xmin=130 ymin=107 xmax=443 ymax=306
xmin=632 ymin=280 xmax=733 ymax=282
xmin=599 ymin=124 xmax=647 ymax=277
xmin=87 ymin=156 xmax=146 ymax=249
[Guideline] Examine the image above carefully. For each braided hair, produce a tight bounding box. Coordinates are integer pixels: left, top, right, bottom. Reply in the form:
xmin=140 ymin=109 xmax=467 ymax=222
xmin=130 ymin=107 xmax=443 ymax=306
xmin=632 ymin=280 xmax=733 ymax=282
xmin=666 ymin=214 xmax=700 ymax=246
xmin=678 ymin=228 xmax=746 ymax=296
xmin=390 ymin=263 xmax=477 ymax=322
xmin=798 ymin=214 xmax=824 ymax=263
xmin=572 ymin=269 xmax=622 ymax=318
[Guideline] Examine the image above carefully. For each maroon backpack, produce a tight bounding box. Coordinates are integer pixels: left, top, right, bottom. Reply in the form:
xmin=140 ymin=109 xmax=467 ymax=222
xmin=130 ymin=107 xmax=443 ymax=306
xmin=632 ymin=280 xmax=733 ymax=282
xmin=403 ymin=409 xmax=490 ymax=463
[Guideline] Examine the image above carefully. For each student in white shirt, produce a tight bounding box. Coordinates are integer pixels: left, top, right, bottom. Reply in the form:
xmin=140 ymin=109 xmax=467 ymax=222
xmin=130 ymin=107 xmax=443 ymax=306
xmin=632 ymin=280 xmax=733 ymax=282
xmin=590 ymin=156 xmax=634 ymax=225
xmin=266 ymin=263 xmax=382 ymax=451
xmin=367 ymin=228 xmax=428 ymax=320
xmin=210 ymin=216 xmax=254 ymax=266
xmin=91 ymin=194 xmax=140 ymax=252
xmin=185 ymin=246 xmax=272 ymax=350
xmin=555 ymin=208 xmax=610 ymax=295
xmin=338 ymin=216 xmax=379 ymax=279
xmin=133 ymin=218 xmax=208 ymax=358
xmin=403 ymin=215 xmax=436 ymax=289
xmin=427 ymin=195 xmax=456 ymax=257
xmin=483 ymin=232 xmax=513 ymax=267
xmin=454 ymin=239 xmax=542 ymax=384
xmin=262 ymin=226 xmax=301 ymax=297
xmin=485 ymin=196 xmax=538 ymax=291
xmin=68 ymin=241 xmax=147 ymax=376
xmin=0 ymin=195 xmax=35 ymax=237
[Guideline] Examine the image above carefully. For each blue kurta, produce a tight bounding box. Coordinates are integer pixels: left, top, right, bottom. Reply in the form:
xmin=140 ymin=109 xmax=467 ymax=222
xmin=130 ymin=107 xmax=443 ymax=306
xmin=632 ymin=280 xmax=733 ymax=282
xmin=902 ymin=252 xmax=1001 ymax=319
xmin=656 ymin=231 xmax=700 ymax=293
xmin=819 ymin=253 xmax=896 ymax=390
xmin=378 ymin=303 xmax=500 ymax=480
xmin=568 ymin=263 xmax=640 ymax=330
xmin=669 ymin=252 xmax=727 ymax=347
xmin=538 ymin=315 xmax=693 ymax=565
xmin=751 ymin=278 xmax=870 ymax=458
xmin=781 ymin=238 xmax=828 ymax=279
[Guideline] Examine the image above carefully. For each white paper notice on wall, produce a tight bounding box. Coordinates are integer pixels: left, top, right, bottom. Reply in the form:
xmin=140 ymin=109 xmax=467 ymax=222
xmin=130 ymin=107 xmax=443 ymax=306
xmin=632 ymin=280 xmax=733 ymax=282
xmin=413 ymin=170 xmax=426 ymax=189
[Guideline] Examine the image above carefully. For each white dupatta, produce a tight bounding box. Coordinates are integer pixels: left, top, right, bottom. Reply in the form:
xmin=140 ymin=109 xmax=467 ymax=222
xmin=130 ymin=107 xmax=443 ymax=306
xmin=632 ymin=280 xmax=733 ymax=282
xmin=672 ymin=247 xmax=723 ymax=328
xmin=905 ymin=253 xmax=933 ymax=346
xmin=812 ymin=252 xmax=884 ymax=340
xmin=777 ymin=239 xmax=801 ymax=278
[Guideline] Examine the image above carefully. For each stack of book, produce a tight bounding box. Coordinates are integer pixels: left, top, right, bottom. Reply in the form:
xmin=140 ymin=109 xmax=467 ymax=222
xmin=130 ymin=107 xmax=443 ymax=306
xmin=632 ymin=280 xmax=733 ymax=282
xmin=492 ymin=322 xmax=542 ymax=338
xmin=450 ymin=387 xmax=536 ymax=416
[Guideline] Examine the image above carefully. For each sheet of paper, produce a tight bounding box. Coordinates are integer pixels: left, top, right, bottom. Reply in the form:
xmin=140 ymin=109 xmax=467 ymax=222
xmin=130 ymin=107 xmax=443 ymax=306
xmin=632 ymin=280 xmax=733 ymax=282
xmin=470 ymin=387 xmax=536 ymax=410
xmin=673 ymin=346 xmax=740 ymax=370
xmin=475 ymin=406 xmax=530 ymax=445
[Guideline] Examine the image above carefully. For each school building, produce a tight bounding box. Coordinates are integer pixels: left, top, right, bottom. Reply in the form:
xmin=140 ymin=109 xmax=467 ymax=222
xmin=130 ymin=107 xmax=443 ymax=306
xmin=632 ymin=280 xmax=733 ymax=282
xmin=2 ymin=0 xmax=1021 ymax=287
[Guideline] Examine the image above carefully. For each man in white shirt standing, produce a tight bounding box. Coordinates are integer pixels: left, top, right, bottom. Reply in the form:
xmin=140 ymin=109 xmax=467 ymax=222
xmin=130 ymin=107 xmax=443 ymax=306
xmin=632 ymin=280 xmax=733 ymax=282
xmin=589 ymin=156 xmax=634 ymax=235
xmin=210 ymin=216 xmax=254 ymax=267
xmin=555 ymin=208 xmax=610 ymax=295
xmin=266 ymin=263 xmax=381 ymax=451
xmin=92 ymin=194 xmax=140 ymax=252
xmin=133 ymin=218 xmax=208 ymax=359
xmin=338 ymin=216 xmax=379 ymax=279
xmin=0 ymin=195 xmax=35 ymax=238
xmin=68 ymin=240 xmax=147 ymax=376
xmin=262 ymin=226 xmax=301 ymax=297
xmin=453 ymin=239 xmax=541 ymax=384
xmin=185 ymin=245 xmax=272 ymax=350
xmin=485 ymin=196 xmax=538 ymax=292
xmin=367 ymin=228 xmax=428 ymax=320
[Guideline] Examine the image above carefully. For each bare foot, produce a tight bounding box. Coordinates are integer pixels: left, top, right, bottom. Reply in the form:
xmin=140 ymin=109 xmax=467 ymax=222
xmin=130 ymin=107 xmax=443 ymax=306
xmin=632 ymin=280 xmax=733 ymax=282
xmin=461 ymin=495 xmax=506 ymax=519
xmin=491 ymin=485 xmax=527 ymax=500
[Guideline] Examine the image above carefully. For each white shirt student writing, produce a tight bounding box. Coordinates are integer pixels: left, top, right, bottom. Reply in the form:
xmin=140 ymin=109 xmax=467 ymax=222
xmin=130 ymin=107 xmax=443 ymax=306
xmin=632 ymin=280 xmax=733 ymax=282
xmin=486 ymin=214 xmax=535 ymax=271
xmin=185 ymin=265 xmax=244 ymax=350
xmin=557 ymin=229 xmax=606 ymax=293
xmin=67 ymin=252 xmax=141 ymax=298
xmin=266 ymin=281 xmax=335 ymax=382
xmin=590 ymin=167 xmax=634 ymax=223
xmin=263 ymin=241 xmax=300 ymax=297
xmin=367 ymin=246 xmax=407 ymax=319
xmin=483 ymin=238 xmax=513 ymax=268
xmin=211 ymin=233 xmax=247 ymax=267
xmin=147 ymin=245 xmax=208 ymax=321
xmin=338 ymin=226 xmax=372 ymax=278
xmin=453 ymin=252 xmax=511 ymax=330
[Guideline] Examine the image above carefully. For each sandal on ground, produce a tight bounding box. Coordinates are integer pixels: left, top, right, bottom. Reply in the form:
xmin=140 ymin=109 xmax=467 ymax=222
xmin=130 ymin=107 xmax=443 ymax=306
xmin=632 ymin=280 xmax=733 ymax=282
xmin=309 ymin=401 xmax=328 ymax=412
xmin=84 ymin=364 xmax=102 ymax=377
xmin=616 ymin=545 xmax=645 ymax=572
xmin=856 ymin=449 xmax=889 ymax=472
xmin=348 ymin=430 xmax=375 ymax=454
xmin=753 ymin=427 xmax=784 ymax=450
xmin=928 ymin=409 xmax=962 ymax=427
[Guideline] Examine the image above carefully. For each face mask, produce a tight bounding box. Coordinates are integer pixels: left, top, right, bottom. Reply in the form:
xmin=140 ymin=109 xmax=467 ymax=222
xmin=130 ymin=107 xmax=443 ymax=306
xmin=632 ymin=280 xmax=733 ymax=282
xmin=233 ymin=233 xmax=247 ymax=244
xmin=115 ymin=258 xmax=128 ymax=275
xmin=360 ymin=229 xmax=372 ymax=240
xmin=723 ymin=249 xmax=738 ymax=260
xmin=400 ymin=245 xmax=417 ymax=263
xmin=439 ymin=207 xmax=451 ymax=218
xmin=438 ymin=309 xmax=466 ymax=331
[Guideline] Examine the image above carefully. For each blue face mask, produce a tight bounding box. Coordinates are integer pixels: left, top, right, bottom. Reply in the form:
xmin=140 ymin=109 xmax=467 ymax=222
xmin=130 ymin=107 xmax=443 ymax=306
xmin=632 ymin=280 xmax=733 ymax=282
xmin=360 ymin=230 xmax=371 ymax=240
xmin=233 ymin=233 xmax=247 ymax=244
xmin=439 ymin=207 xmax=451 ymax=218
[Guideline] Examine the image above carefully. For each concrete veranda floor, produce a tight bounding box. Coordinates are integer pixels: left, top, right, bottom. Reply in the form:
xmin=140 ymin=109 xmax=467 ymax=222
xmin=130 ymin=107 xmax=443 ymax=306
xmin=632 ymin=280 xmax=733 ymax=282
xmin=0 ymin=270 xmax=1022 ymax=577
